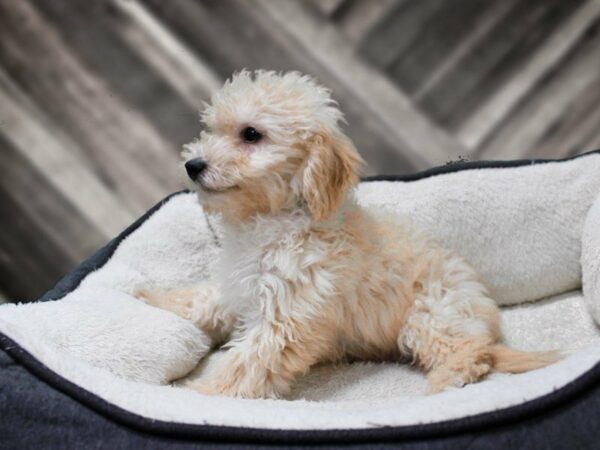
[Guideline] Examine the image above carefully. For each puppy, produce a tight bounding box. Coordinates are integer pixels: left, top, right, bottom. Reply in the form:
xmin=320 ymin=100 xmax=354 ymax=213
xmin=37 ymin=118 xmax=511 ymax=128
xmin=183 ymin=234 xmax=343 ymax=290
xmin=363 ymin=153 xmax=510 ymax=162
xmin=139 ymin=70 xmax=559 ymax=398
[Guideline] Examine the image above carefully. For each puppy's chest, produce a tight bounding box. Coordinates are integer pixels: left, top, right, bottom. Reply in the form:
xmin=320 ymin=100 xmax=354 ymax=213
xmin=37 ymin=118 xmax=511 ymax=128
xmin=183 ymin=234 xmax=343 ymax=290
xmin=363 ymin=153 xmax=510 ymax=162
xmin=214 ymin=219 xmax=328 ymax=316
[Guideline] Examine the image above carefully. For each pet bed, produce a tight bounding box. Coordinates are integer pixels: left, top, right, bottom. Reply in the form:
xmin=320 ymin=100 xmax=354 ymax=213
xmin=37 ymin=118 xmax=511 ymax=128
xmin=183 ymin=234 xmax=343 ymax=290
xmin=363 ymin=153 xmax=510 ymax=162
xmin=2 ymin=150 xmax=600 ymax=449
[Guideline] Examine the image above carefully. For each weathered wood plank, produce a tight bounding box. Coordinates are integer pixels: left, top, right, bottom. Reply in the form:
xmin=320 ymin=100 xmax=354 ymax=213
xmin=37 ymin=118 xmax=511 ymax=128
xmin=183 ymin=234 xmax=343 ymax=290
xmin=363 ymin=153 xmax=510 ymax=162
xmin=0 ymin=70 xmax=136 ymax=238
xmin=581 ymin=129 xmax=600 ymax=155
xmin=416 ymin=0 xmax=583 ymax=129
xmin=250 ymin=0 xmax=468 ymax=168
xmin=517 ymin=60 xmax=600 ymax=160
xmin=411 ymin=0 xmax=516 ymax=104
xmin=0 ymin=0 xmax=180 ymax=215
xmin=112 ymin=0 xmax=222 ymax=109
xmin=0 ymin=132 xmax=108 ymax=262
xmin=0 ymin=129 xmax=110 ymax=300
xmin=0 ymin=186 xmax=81 ymax=302
xmin=29 ymin=0 xmax=200 ymax=149
xmin=533 ymin=82 xmax=600 ymax=159
xmin=476 ymin=20 xmax=600 ymax=160
xmin=143 ymin=0 xmax=421 ymax=173
xmin=307 ymin=0 xmax=348 ymax=17
xmin=457 ymin=0 xmax=600 ymax=150
xmin=0 ymin=0 xmax=593 ymax=302
xmin=388 ymin=0 xmax=511 ymax=96
xmin=334 ymin=0 xmax=400 ymax=44
xmin=359 ymin=0 xmax=445 ymax=69
xmin=142 ymin=0 xmax=261 ymax=79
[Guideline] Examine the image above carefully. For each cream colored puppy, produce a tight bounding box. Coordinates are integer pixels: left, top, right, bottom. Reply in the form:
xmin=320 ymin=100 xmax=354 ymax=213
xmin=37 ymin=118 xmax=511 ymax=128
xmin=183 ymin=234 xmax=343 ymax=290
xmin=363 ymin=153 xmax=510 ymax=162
xmin=139 ymin=70 xmax=558 ymax=399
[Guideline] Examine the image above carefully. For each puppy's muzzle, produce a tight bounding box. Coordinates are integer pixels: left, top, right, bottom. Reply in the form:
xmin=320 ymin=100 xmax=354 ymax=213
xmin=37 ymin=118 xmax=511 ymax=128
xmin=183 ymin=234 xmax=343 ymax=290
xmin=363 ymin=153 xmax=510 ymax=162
xmin=185 ymin=158 xmax=208 ymax=181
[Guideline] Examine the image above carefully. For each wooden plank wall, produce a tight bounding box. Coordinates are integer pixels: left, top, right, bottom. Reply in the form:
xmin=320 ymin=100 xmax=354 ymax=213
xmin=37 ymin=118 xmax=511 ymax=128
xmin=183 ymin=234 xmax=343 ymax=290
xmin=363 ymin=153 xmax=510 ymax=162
xmin=1 ymin=0 xmax=599 ymax=301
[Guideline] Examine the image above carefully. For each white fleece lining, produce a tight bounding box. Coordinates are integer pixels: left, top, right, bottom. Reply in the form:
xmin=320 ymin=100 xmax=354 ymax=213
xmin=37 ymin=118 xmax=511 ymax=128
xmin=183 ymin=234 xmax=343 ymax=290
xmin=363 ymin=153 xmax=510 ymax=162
xmin=0 ymin=306 xmax=599 ymax=430
xmin=1 ymin=153 xmax=600 ymax=430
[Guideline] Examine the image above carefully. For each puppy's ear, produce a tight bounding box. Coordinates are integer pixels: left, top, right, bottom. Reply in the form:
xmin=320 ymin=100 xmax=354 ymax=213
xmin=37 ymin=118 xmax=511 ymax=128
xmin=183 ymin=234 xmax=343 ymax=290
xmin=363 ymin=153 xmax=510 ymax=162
xmin=300 ymin=130 xmax=363 ymax=221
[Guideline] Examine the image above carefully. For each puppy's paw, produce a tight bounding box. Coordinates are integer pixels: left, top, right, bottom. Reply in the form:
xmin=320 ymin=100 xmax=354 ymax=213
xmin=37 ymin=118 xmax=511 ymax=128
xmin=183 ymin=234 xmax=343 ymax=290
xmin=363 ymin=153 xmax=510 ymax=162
xmin=134 ymin=289 xmax=193 ymax=320
xmin=426 ymin=362 xmax=491 ymax=394
xmin=186 ymin=377 xmax=283 ymax=399
xmin=133 ymin=284 xmax=219 ymax=323
xmin=427 ymin=368 xmax=465 ymax=394
xmin=186 ymin=379 xmax=224 ymax=396
xmin=186 ymin=379 xmax=250 ymax=398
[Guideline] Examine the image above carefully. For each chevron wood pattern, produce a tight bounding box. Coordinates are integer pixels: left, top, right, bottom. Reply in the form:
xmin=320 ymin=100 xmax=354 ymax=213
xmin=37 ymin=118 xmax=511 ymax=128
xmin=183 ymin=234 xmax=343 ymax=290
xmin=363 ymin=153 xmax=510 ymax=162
xmin=1 ymin=0 xmax=598 ymax=300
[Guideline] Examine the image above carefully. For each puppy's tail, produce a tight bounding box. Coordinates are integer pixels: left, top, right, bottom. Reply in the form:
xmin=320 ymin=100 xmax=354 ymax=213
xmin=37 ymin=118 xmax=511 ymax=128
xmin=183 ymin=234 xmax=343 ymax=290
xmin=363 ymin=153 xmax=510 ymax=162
xmin=489 ymin=344 xmax=562 ymax=374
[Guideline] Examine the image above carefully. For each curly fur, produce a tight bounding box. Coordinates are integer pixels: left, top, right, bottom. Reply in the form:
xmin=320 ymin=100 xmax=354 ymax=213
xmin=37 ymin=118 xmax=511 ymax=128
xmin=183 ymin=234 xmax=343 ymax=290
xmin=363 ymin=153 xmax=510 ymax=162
xmin=140 ymin=70 xmax=559 ymax=398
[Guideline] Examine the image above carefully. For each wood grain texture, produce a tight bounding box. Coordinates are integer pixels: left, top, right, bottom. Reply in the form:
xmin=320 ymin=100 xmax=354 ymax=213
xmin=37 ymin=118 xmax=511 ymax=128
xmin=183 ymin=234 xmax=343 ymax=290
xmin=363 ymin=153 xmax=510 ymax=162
xmin=360 ymin=0 xmax=445 ymax=69
xmin=0 ymin=1 xmax=181 ymax=212
xmin=414 ymin=0 xmax=584 ymax=129
xmin=0 ymin=69 xmax=136 ymax=237
xmin=458 ymin=0 xmax=600 ymax=150
xmin=0 ymin=134 xmax=106 ymax=300
xmin=477 ymin=17 xmax=600 ymax=160
xmin=329 ymin=0 xmax=400 ymax=43
xmin=0 ymin=0 xmax=598 ymax=300
xmin=253 ymin=0 xmax=466 ymax=168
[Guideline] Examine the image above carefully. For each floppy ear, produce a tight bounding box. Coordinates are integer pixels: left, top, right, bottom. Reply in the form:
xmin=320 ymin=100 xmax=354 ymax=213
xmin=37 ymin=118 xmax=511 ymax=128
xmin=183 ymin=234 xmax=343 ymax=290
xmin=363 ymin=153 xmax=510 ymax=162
xmin=301 ymin=130 xmax=363 ymax=221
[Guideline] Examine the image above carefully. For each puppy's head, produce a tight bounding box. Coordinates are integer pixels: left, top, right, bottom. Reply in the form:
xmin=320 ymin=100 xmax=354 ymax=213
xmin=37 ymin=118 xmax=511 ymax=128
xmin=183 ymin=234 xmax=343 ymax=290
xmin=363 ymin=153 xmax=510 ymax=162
xmin=182 ymin=70 xmax=364 ymax=223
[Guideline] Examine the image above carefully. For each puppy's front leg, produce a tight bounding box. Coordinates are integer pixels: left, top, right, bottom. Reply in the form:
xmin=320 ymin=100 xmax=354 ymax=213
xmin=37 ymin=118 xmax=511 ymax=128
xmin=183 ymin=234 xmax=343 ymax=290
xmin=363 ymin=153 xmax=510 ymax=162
xmin=135 ymin=283 xmax=234 ymax=344
xmin=189 ymin=320 xmax=319 ymax=399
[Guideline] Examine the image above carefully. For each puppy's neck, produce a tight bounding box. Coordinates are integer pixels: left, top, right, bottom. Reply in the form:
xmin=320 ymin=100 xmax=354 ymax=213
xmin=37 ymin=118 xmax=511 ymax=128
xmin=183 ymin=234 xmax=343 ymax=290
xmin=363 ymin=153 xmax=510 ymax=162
xmin=219 ymin=192 xmax=358 ymax=238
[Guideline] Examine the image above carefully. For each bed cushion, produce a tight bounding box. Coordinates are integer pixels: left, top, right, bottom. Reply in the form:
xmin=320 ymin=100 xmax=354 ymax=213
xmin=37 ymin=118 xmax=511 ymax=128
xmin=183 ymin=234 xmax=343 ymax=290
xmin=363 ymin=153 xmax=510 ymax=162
xmin=0 ymin=288 xmax=210 ymax=384
xmin=1 ymin=150 xmax=600 ymax=445
xmin=360 ymin=154 xmax=600 ymax=305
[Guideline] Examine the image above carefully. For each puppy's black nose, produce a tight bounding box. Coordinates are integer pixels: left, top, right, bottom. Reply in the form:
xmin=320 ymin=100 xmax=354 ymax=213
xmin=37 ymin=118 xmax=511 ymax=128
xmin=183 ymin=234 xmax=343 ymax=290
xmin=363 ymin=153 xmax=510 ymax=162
xmin=185 ymin=158 xmax=207 ymax=181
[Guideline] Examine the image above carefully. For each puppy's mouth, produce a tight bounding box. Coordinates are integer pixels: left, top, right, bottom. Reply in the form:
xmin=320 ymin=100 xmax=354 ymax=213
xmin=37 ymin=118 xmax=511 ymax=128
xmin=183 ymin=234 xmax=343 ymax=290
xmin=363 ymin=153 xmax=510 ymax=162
xmin=197 ymin=181 xmax=240 ymax=194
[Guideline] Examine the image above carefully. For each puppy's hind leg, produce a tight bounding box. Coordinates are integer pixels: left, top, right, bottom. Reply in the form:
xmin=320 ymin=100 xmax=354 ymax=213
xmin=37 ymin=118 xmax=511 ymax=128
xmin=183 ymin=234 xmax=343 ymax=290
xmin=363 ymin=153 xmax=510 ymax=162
xmin=398 ymin=252 xmax=501 ymax=393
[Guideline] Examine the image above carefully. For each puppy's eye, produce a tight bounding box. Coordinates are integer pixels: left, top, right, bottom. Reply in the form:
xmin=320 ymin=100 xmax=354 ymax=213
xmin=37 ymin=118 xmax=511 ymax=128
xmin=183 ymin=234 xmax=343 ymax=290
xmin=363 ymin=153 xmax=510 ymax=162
xmin=242 ymin=127 xmax=262 ymax=143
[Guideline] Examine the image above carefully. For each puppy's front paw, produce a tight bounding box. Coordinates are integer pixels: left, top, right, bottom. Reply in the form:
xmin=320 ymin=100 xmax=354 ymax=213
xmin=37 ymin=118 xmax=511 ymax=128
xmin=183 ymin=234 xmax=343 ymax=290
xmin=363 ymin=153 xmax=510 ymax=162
xmin=186 ymin=379 xmax=252 ymax=398
xmin=186 ymin=377 xmax=283 ymax=399
xmin=187 ymin=380 xmax=224 ymax=396
xmin=136 ymin=290 xmax=194 ymax=320
xmin=133 ymin=285 xmax=221 ymax=323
